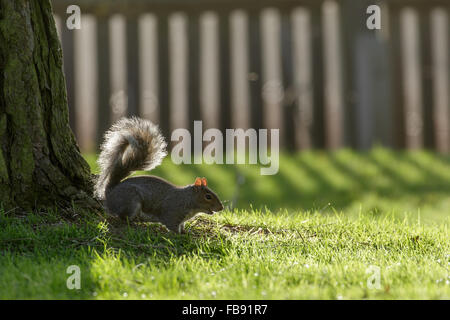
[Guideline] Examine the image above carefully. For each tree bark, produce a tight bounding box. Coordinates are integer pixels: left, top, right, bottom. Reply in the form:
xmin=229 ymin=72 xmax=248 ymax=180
xmin=0 ymin=0 xmax=98 ymax=212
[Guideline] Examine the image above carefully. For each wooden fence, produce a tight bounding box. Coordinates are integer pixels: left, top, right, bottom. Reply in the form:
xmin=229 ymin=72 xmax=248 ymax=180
xmin=51 ymin=0 xmax=450 ymax=152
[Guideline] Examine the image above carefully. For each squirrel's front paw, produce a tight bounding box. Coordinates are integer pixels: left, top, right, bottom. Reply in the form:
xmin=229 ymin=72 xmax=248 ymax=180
xmin=165 ymin=223 xmax=184 ymax=234
xmin=178 ymin=223 xmax=187 ymax=234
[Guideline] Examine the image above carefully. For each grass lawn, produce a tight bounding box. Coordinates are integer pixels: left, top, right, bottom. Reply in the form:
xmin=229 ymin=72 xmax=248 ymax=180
xmin=0 ymin=148 xmax=449 ymax=299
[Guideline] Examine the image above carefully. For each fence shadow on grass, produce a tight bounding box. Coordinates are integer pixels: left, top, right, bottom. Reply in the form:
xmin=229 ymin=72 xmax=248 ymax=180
xmin=156 ymin=150 xmax=450 ymax=212
xmin=85 ymin=149 xmax=450 ymax=213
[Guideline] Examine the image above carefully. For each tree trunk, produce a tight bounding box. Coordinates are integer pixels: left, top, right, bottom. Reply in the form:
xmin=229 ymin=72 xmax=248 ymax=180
xmin=0 ymin=0 xmax=98 ymax=212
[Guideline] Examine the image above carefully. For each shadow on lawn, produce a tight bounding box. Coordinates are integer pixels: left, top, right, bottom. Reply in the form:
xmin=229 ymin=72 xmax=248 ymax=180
xmin=184 ymin=150 xmax=450 ymax=212
xmin=4 ymin=148 xmax=450 ymax=297
xmin=87 ymin=149 xmax=450 ymax=212
xmin=0 ymin=211 xmax=235 ymax=298
xmin=104 ymin=216 xmax=233 ymax=260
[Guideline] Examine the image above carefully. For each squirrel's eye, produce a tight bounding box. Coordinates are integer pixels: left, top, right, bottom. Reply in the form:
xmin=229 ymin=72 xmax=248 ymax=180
xmin=205 ymin=194 xmax=212 ymax=200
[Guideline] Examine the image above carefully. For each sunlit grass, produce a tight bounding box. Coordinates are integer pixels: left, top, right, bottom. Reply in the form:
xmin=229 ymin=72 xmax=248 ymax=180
xmin=0 ymin=149 xmax=449 ymax=299
xmin=87 ymin=147 xmax=450 ymax=222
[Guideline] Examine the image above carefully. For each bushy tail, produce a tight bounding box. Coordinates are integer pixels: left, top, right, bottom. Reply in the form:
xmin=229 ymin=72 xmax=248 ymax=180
xmin=94 ymin=117 xmax=167 ymax=199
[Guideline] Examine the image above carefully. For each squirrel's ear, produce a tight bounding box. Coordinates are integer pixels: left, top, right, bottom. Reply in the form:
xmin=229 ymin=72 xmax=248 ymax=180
xmin=201 ymin=178 xmax=207 ymax=187
xmin=194 ymin=177 xmax=202 ymax=186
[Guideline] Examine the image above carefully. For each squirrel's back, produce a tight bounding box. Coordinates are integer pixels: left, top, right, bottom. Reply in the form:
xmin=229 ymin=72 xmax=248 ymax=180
xmin=94 ymin=117 xmax=167 ymax=199
xmin=104 ymin=175 xmax=178 ymax=218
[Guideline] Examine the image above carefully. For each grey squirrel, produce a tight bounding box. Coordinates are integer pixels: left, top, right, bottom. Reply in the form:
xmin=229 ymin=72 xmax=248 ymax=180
xmin=94 ymin=117 xmax=224 ymax=233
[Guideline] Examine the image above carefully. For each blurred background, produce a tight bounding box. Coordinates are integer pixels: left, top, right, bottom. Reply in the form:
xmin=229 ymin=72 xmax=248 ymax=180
xmin=51 ymin=0 xmax=449 ymax=153
xmin=51 ymin=0 xmax=450 ymax=218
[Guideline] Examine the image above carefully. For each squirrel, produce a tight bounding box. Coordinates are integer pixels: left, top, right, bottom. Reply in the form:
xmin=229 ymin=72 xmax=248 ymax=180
xmin=94 ymin=117 xmax=224 ymax=233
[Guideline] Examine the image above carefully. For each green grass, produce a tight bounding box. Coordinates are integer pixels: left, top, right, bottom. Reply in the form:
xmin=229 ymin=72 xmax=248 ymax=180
xmin=1 ymin=148 xmax=449 ymax=299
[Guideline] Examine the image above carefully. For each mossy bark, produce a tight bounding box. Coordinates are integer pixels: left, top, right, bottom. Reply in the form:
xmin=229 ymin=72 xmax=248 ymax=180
xmin=0 ymin=0 xmax=99 ymax=212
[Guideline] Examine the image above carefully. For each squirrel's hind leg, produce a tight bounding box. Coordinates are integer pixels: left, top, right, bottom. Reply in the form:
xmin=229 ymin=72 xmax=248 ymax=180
xmin=115 ymin=195 xmax=143 ymax=222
